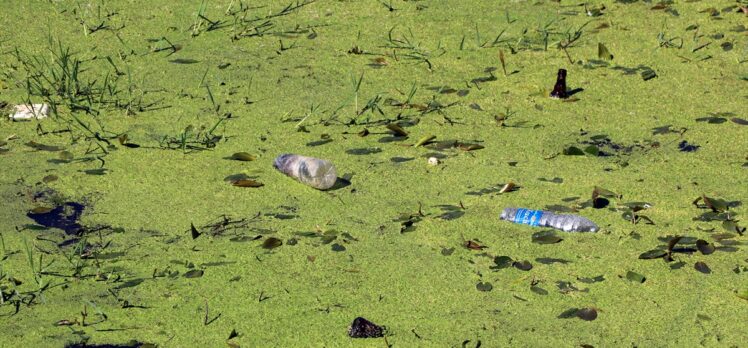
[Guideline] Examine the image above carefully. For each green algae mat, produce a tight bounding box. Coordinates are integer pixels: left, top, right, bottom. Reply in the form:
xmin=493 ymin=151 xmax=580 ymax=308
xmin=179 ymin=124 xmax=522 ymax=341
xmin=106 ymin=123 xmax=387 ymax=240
xmin=1 ymin=1 xmax=747 ymax=347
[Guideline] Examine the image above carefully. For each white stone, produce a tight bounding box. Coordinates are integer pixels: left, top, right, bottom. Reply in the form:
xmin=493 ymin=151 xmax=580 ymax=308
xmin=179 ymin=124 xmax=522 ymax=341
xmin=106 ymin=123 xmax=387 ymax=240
xmin=9 ymin=104 xmax=49 ymax=121
xmin=427 ymin=157 xmax=440 ymax=166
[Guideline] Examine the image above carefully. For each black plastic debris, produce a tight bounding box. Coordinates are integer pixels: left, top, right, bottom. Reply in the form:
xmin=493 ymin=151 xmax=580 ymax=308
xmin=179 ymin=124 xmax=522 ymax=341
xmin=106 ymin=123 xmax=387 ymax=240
xmin=678 ymin=140 xmax=699 ymax=152
xmin=348 ymin=317 xmax=384 ymax=338
xmin=550 ymin=69 xmax=568 ymax=99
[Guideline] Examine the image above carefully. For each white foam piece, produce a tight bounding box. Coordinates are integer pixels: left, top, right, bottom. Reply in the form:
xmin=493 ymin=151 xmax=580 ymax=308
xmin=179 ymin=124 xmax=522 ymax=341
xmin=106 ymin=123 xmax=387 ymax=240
xmin=9 ymin=104 xmax=49 ymax=121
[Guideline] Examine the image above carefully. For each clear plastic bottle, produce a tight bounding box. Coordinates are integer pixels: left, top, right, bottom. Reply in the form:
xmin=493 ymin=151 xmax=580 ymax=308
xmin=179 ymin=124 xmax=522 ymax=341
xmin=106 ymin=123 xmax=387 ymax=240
xmin=500 ymin=207 xmax=599 ymax=232
xmin=273 ymin=154 xmax=338 ymax=190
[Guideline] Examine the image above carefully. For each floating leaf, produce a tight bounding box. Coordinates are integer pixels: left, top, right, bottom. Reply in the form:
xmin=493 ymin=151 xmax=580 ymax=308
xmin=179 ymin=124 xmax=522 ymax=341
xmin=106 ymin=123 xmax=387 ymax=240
xmin=641 ymin=68 xmax=657 ymax=81
xmin=83 ymin=168 xmax=107 ymax=175
xmin=626 ymin=271 xmax=646 ymax=283
xmin=696 ymin=239 xmax=715 ymax=255
xmin=228 ymin=329 xmax=239 ymax=340
xmin=576 ymin=308 xmax=598 ymax=321
xmin=491 ymin=256 xmax=513 ymax=269
xmin=414 ymin=135 xmax=436 ymax=147
xmin=722 ymin=220 xmax=746 ymax=235
xmin=513 ymin=260 xmax=533 ymax=271
xmin=457 ymin=143 xmax=484 ymax=151
xmin=639 ymin=249 xmax=667 ymax=259
xmin=476 ymin=282 xmax=493 ymax=292
xmin=385 ymin=123 xmax=408 ymax=136
xmin=499 ymin=182 xmax=516 ymax=193
xmin=535 ymin=257 xmax=570 ymax=265
xmin=58 ymin=151 xmax=74 ymax=162
xmin=331 ymin=243 xmax=346 ymax=252
xmin=232 ymin=179 xmax=263 ymax=187
xmin=262 ymin=237 xmax=282 ymax=249
xmin=183 ymin=269 xmax=204 ymax=278
xmin=731 ymin=117 xmax=748 ymax=125
xmin=563 ymin=146 xmax=585 ymax=156
xmin=530 ymin=285 xmax=548 ymax=295
xmin=577 ymin=275 xmax=605 ymax=284
xmin=532 ymin=230 xmax=563 ymax=244
xmin=694 ymin=261 xmax=711 ymax=274
xmin=464 ymin=240 xmax=487 ymax=250
xmin=441 ymin=247 xmax=454 ymax=256
xmin=231 ymin=152 xmax=256 ymax=161
xmin=598 ymin=43 xmax=614 ymax=60
xmin=26 ymin=141 xmax=63 ymax=152
xmin=678 ymin=140 xmax=699 ymax=152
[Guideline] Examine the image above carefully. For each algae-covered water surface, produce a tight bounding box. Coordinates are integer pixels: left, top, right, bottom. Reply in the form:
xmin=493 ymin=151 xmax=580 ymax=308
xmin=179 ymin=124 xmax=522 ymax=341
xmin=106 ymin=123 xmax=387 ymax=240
xmin=1 ymin=1 xmax=747 ymax=347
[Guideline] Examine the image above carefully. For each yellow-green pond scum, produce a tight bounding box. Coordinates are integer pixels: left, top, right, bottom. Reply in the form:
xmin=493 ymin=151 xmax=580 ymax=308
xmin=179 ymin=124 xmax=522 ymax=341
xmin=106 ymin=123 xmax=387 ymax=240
xmin=1 ymin=1 xmax=747 ymax=347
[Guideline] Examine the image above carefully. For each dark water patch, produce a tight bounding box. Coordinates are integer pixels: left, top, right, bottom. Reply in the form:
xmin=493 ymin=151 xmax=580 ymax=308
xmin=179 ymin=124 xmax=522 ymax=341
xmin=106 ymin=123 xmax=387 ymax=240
xmin=390 ymin=156 xmax=415 ymax=163
xmin=169 ymin=58 xmax=199 ymax=64
xmin=346 ymin=147 xmax=382 ymax=155
xmin=535 ymin=257 xmax=571 ymax=265
xmin=378 ymin=135 xmax=408 ymax=143
xmin=306 ymin=138 xmax=333 ymax=146
xmin=26 ymin=202 xmax=85 ymax=235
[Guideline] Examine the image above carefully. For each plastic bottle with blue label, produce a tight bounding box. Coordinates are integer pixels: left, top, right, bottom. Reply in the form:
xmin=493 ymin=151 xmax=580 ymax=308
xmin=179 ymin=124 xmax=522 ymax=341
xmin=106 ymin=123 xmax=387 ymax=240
xmin=500 ymin=208 xmax=599 ymax=232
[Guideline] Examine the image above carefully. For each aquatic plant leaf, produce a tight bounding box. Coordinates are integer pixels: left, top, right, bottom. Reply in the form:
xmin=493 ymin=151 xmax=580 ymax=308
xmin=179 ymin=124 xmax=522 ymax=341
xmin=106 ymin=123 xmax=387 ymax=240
xmin=641 ymin=68 xmax=657 ymax=81
xmin=476 ymin=282 xmax=493 ymax=292
xmin=737 ymin=290 xmax=748 ymax=301
xmin=626 ymin=271 xmax=645 ymax=283
xmin=228 ymin=329 xmax=239 ymax=340
xmin=191 ymin=223 xmax=201 ymax=239
xmin=231 ymin=152 xmax=256 ymax=161
xmin=530 ymin=285 xmax=548 ymax=295
xmin=83 ymin=168 xmax=108 ymax=175
xmin=331 ymin=243 xmax=346 ymax=252
xmin=532 ymin=230 xmax=563 ymax=244
xmin=639 ymin=249 xmax=667 ymax=259
xmin=694 ymin=261 xmax=711 ymax=274
xmin=576 ymin=308 xmax=598 ymax=321
xmin=262 ymin=237 xmax=282 ymax=249
xmin=492 ymin=256 xmax=513 ymax=269
xmin=348 ymin=317 xmax=384 ymax=338
xmin=696 ymin=239 xmax=715 ymax=255
xmin=232 ymin=179 xmax=263 ymax=187
xmin=583 ymin=145 xmax=600 ymax=156
xmin=457 ymin=143 xmax=484 ymax=151
xmin=513 ymin=260 xmax=533 ymax=271
xmin=731 ymin=117 xmax=748 ymax=125
xmin=499 ymin=182 xmax=516 ymax=193
xmin=414 ymin=135 xmax=436 ymax=147
xmin=696 ymin=116 xmax=727 ymax=124
xmin=385 ymin=123 xmax=408 ymax=136
xmin=183 ymin=269 xmax=204 ymax=278
xmin=441 ymin=247 xmax=454 ymax=256
xmin=26 ymin=141 xmax=63 ymax=152
xmin=42 ymin=175 xmax=58 ymax=183
xmin=563 ymin=146 xmax=585 ymax=156
xmin=722 ymin=220 xmax=746 ymax=235
xmin=464 ymin=240 xmax=487 ymax=250
xmin=598 ymin=43 xmax=614 ymax=60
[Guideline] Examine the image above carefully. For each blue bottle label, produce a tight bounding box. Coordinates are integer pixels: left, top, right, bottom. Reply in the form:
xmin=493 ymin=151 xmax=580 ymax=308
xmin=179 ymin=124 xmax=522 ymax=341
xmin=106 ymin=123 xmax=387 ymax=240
xmin=514 ymin=209 xmax=543 ymax=227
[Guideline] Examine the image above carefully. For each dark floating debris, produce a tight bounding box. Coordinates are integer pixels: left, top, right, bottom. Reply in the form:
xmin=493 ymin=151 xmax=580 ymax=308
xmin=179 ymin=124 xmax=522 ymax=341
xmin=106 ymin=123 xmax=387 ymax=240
xmin=694 ymin=261 xmax=711 ymax=274
xmin=169 ymin=58 xmax=199 ymax=64
xmin=557 ymin=307 xmax=597 ymax=321
xmin=348 ymin=317 xmax=384 ymax=338
xmin=550 ymin=69 xmax=568 ymax=99
xmin=64 ymin=341 xmax=149 ymax=348
xmin=476 ymin=282 xmax=493 ymax=292
xmin=26 ymin=202 xmax=85 ymax=235
xmin=535 ymin=257 xmax=570 ymax=265
xmin=183 ymin=269 xmax=204 ymax=278
xmin=678 ymin=140 xmax=699 ymax=152
xmin=625 ymin=271 xmax=646 ymax=283
xmin=262 ymin=237 xmax=283 ymax=249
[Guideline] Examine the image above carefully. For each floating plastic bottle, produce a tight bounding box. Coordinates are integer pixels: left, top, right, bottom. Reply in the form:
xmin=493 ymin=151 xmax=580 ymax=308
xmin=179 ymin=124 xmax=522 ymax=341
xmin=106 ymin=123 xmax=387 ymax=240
xmin=273 ymin=154 xmax=337 ymax=190
xmin=500 ymin=207 xmax=599 ymax=232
